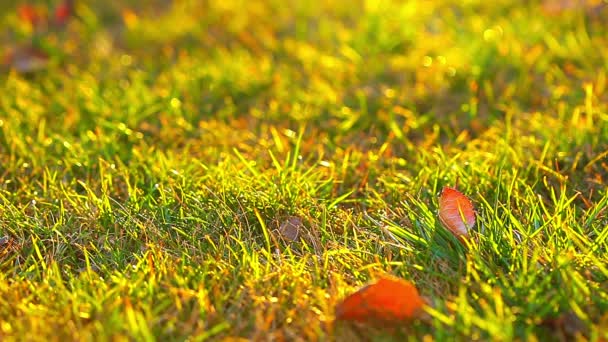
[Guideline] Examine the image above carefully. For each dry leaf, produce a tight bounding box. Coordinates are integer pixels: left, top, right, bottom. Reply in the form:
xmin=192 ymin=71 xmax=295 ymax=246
xmin=541 ymin=311 xmax=588 ymax=340
xmin=438 ymin=186 xmax=476 ymax=239
xmin=335 ymin=276 xmax=425 ymax=324
xmin=0 ymin=236 xmax=19 ymax=268
xmin=122 ymin=9 xmax=139 ymax=29
xmin=278 ymin=216 xmax=303 ymax=241
xmin=0 ymin=236 xmax=12 ymax=253
xmin=220 ymin=338 xmax=249 ymax=342
xmin=53 ymin=0 xmax=74 ymax=27
xmin=542 ymin=0 xmax=606 ymax=15
xmin=18 ymin=5 xmax=41 ymax=27
xmin=3 ymin=46 xmax=49 ymax=73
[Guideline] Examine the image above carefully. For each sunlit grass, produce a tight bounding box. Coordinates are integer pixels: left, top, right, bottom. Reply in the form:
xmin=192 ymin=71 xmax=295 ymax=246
xmin=0 ymin=0 xmax=607 ymax=340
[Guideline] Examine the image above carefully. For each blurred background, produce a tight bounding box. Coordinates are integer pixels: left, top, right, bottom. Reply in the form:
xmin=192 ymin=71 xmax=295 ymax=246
xmin=1 ymin=0 xmax=606 ymax=154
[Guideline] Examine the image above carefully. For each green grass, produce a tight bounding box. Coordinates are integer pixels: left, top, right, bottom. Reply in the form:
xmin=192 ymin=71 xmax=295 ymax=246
xmin=1 ymin=0 xmax=607 ymax=340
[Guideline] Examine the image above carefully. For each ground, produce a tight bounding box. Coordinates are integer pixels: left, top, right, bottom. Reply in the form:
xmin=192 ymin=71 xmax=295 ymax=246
xmin=0 ymin=0 xmax=607 ymax=341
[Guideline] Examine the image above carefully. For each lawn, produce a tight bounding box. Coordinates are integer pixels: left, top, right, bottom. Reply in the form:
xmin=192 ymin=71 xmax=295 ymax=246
xmin=1 ymin=0 xmax=607 ymax=340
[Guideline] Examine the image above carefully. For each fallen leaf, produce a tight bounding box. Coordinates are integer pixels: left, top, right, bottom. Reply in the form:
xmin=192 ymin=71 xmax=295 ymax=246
xmin=3 ymin=46 xmax=49 ymax=73
xmin=122 ymin=8 xmax=139 ymax=29
xmin=438 ymin=186 xmax=476 ymax=239
xmin=278 ymin=216 xmax=303 ymax=241
xmin=335 ymin=276 xmax=425 ymax=324
xmin=0 ymin=236 xmax=19 ymax=267
xmin=220 ymin=338 xmax=249 ymax=342
xmin=18 ymin=4 xmax=42 ymax=27
xmin=542 ymin=0 xmax=605 ymax=15
xmin=0 ymin=236 xmax=11 ymax=249
xmin=541 ymin=311 xmax=588 ymax=340
xmin=53 ymin=0 xmax=73 ymax=27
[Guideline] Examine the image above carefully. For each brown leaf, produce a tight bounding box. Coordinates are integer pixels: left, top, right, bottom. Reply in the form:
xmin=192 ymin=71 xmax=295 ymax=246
xmin=3 ymin=46 xmax=49 ymax=73
xmin=541 ymin=311 xmax=588 ymax=340
xmin=542 ymin=0 xmax=606 ymax=15
xmin=0 ymin=236 xmax=19 ymax=268
xmin=278 ymin=216 xmax=303 ymax=241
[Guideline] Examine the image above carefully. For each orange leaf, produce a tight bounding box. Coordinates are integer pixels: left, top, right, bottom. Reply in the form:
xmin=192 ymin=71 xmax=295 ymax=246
xmin=18 ymin=5 xmax=41 ymax=27
xmin=335 ymin=276 xmax=425 ymax=323
xmin=438 ymin=186 xmax=476 ymax=238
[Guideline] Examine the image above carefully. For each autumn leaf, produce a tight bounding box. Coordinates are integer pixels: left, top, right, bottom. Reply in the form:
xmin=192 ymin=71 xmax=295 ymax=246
xmin=53 ymin=0 xmax=74 ymax=27
xmin=220 ymin=338 xmax=249 ymax=342
xmin=0 ymin=236 xmax=19 ymax=272
xmin=335 ymin=276 xmax=425 ymax=324
xmin=438 ymin=186 xmax=476 ymax=239
xmin=542 ymin=0 xmax=606 ymax=16
xmin=3 ymin=46 xmax=49 ymax=73
xmin=278 ymin=216 xmax=303 ymax=242
xmin=18 ymin=4 xmax=41 ymax=28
